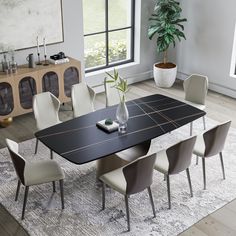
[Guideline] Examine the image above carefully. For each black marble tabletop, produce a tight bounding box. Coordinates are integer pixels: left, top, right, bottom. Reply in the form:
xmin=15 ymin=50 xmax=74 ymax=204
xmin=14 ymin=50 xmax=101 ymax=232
xmin=35 ymin=94 xmax=206 ymax=165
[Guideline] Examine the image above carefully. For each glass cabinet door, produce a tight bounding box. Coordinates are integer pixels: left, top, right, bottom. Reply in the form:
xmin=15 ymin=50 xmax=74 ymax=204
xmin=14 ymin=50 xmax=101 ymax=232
xmin=19 ymin=77 xmax=37 ymax=109
xmin=0 ymin=82 xmax=14 ymax=116
xmin=42 ymin=72 xmax=59 ymax=97
xmin=64 ymin=67 xmax=80 ymax=97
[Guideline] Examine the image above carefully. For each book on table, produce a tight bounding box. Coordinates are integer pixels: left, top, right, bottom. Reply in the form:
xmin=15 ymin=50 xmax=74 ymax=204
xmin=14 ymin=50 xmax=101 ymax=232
xmin=96 ymin=119 xmax=119 ymax=133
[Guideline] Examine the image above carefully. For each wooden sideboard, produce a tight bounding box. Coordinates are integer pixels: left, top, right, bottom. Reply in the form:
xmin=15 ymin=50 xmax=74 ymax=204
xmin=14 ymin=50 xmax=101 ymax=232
xmin=0 ymin=57 xmax=81 ymax=120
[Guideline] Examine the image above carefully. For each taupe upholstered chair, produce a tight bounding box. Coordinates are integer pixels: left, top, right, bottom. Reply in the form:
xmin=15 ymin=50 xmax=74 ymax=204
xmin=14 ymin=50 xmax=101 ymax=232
xmin=104 ymin=77 xmax=121 ymax=107
xmin=6 ymin=139 xmax=65 ymax=220
xmin=183 ymin=74 xmax=208 ymax=136
xmin=154 ymin=136 xmax=197 ymax=209
xmin=99 ymin=153 xmax=157 ymax=231
xmin=71 ymin=82 xmax=95 ymax=118
xmin=193 ymin=120 xmax=231 ymax=190
xmin=33 ymin=92 xmax=61 ymax=157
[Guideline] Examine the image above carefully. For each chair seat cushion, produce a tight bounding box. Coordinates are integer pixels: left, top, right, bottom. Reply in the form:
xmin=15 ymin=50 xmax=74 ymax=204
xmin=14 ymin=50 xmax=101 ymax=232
xmin=99 ymin=167 xmax=126 ymax=195
xmin=193 ymin=134 xmax=205 ymax=157
xmin=24 ymin=160 xmax=65 ymax=186
xmin=154 ymin=150 xmax=169 ymax=174
xmin=185 ymin=101 xmax=206 ymax=110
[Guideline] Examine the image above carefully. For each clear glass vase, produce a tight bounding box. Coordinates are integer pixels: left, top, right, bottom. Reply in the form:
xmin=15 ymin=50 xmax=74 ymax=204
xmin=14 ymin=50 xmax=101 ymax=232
xmin=116 ymin=95 xmax=129 ymax=133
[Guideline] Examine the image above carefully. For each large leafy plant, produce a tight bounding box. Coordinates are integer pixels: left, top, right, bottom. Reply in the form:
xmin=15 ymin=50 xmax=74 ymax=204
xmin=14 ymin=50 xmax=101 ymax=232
xmin=148 ymin=0 xmax=187 ymax=65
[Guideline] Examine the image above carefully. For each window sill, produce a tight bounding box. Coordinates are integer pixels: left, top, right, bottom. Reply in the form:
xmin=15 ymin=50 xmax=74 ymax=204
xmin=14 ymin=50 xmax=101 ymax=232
xmin=85 ymin=61 xmax=140 ymax=78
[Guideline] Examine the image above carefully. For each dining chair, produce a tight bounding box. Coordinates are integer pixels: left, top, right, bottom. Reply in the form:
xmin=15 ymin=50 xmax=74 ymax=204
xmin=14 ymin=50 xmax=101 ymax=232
xmin=6 ymin=138 xmax=65 ymax=220
xmin=193 ymin=120 xmax=231 ymax=190
xmin=154 ymin=136 xmax=197 ymax=209
xmin=33 ymin=92 xmax=61 ymax=157
xmin=104 ymin=77 xmax=121 ymax=107
xmin=183 ymin=74 xmax=208 ymax=136
xmin=71 ymin=82 xmax=95 ymax=118
xmin=99 ymin=153 xmax=157 ymax=231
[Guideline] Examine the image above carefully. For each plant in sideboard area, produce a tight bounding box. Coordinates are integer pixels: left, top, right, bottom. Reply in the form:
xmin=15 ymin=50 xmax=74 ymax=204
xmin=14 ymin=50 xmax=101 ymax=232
xmin=148 ymin=0 xmax=187 ymax=88
xmin=105 ymin=69 xmax=129 ymax=133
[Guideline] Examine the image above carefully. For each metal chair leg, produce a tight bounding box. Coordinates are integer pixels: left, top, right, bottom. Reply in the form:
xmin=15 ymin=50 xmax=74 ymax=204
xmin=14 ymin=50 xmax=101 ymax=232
xmin=166 ymin=175 xmax=171 ymax=209
xmin=102 ymin=182 xmax=106 ymax=210
xmin=34 ymin=139 xmax=39 ymax=154
xmin=147 ymin=186 xmax=156 ymax=217
xmin=50 ymin=150 xmax=53 ymax=159
xmin=190 ymin=122 xmax=193 ymax=136
xmin=22 ymin=186 xmax=29 ymax=220
xmin=125 ymin=195 xmax=130 ymax=231
xmin=220 ymin=152 xmax=225 ymax=180
xmin=202 ymin=158 xmax=206 ymax=190
xmin=15 ymin=180 xmax=21 ymax=201
xmin=59 ymin=179 xmax=64 ymax=209
xmin=203 ymin=116 xmax=206 ymax=130
xmin=52 ymin=181 xmax=56 ymax=192
xmin=186 ymin=168 xmax=193 ymax=197
xmin=196 ymin=155 xmax=199 ymax=165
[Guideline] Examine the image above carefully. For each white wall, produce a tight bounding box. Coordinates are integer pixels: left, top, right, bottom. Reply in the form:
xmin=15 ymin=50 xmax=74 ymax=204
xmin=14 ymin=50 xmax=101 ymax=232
xmin=175 ymin=0 xmax=236 ymax=98
xmin=3 ymin=0 xmax=85 ymax=78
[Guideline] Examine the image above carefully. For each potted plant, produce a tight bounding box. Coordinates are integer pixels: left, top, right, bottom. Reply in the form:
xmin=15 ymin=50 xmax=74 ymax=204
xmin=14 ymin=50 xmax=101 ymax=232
xmin=148 ymin=0 xmax=187 ymax=87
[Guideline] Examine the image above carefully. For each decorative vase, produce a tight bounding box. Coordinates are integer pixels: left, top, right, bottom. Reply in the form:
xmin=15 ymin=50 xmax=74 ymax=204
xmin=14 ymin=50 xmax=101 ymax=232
xmin=116 ymin=96 xmax=129 ymax=133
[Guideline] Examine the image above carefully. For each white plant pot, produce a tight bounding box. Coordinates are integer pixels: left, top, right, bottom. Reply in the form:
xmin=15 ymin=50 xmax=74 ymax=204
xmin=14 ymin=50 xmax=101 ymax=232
xmin=153 ymin=63 xmax=177 ymax=88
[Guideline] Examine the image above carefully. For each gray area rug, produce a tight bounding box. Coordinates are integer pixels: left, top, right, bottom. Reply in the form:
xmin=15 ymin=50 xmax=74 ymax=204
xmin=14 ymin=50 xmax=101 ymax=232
xmin=0 ymin=117 xmax=236 ymax=236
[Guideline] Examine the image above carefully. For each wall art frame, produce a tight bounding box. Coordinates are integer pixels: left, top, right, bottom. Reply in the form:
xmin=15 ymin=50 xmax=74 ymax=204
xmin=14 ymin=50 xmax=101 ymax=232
xmin=0 ymin=0 xmax=64 ymax=53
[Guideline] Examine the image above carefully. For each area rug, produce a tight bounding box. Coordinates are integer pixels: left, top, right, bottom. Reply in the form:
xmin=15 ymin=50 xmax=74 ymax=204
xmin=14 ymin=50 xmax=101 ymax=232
xmin=0 ymin=117 xmax=236 ymax=236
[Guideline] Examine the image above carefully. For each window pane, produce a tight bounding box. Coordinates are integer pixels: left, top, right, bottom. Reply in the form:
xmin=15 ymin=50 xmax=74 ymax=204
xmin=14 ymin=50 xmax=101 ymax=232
xmin=108 ymin=29 xmax=131 ymax=64
xmin=108 ymin=0 xmax=132 ymax=30
xmin=83 ymin=0 xmax=105 ymax=34
xmin=84 ymin=34 xmax=106 ymax=69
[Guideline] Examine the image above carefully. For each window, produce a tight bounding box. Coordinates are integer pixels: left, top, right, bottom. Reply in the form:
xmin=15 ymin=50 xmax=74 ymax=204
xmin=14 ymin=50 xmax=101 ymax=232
xmin=83 ymin=0 xmax=135 ymax=72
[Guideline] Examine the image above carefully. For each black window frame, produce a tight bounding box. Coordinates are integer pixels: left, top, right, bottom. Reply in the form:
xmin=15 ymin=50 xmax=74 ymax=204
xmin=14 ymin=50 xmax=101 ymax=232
xmin=84 ymin=0 xmax=135 ymax=73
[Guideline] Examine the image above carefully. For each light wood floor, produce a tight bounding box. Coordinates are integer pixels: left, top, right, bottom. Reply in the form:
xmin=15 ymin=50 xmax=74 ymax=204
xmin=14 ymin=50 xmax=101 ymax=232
xmin=0 ymin=79 xmax=236 ymax=236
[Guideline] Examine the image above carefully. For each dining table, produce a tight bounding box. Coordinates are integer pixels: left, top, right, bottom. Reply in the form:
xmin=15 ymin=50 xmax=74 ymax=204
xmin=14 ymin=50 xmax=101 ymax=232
xmin=35 ymin=94 xmax=206 ymax=175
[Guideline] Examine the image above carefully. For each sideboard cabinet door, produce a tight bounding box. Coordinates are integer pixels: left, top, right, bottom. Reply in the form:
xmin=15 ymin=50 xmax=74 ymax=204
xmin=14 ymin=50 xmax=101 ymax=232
xmin=0 ymin=82 xmax=14 ymax=116
xmin=42 ymin=71 xmax=59 ymax=98
xmin=64 ymin=67 xmax=80 ymax=97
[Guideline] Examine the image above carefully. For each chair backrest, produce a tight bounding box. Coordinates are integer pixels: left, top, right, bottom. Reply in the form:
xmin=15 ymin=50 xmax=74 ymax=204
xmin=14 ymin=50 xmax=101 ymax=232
xmin=183 ymin=74 xmax=208 ymax=105
xmin=122 ymin=153 xmax=156 ymax=195
xmin=104 ymin=77 xmax=121 ymax=107
xmin=71 ymin=82 xmax=94 ymax=118
xmin=166 ymin=136 xmax=197 ymax=175
xmin=33 ymin=92 xmax=61 ymax=130
xmin=6 ymin=139 xmax=26 ymax=185
xmin=203 ymin=120 xmax=231 ymax=157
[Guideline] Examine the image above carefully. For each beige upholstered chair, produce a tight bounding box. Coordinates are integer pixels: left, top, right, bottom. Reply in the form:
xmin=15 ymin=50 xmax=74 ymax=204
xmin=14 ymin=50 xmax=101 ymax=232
xmin=6 ymin=139 xmax=65 ymax=220
xmin=33 ymin=92 xmax=61 ymax=156
xmin=71 ymin=82 xmax=95 ymax=118
xmin=183 ymin=74 xmax=208 ymax=136
xmin=154 ymin=136 xmax=197 ymax=209
xmin=193 ymin=120 xmax=231 ymax=190
xmin=99 ymin=153 xmax=156 ymax=231
xmin=104 ymin=77 xmax=121 ymax=107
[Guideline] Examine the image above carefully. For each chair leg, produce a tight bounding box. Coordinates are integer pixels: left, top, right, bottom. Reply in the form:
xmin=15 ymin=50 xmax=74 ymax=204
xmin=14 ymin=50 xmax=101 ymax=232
xmin=102 ymin=182 xmax=106 ymax=210
xmin=34 ymin=139 xmax=39 ymax=154
xmin=59 ymin=179 xmax=64 ymax=209
xmin=203 ymin=116 xmax=206 ymax=130
xmin=147 ymin=187 xmax=156 ymax=217
xmin=125 ymin=195 xmax=130 ymax=231
xmin=202 ymin=158 xmax=206 ymax=190
xmin=196 ymin=155 xmax=199 ymax=165
xmin=190 ymin=122 xmax=193 ymax=136
xmin=50 ymin=150 xmax=53 ymax=160
xmin=220 ymin=152 xmax=226 ymax=180
xmin=166 ymin=175 xmax=171 ymax=209
xmin=186 ymin=168 xmax=193 ymax=197
xmin=15 ymin=180 xmax=21 ymax=201
xmin=52 ymin=181 xmax=56 ymax=192
xmin=22 ymin=186 xmax=29 ymax=220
